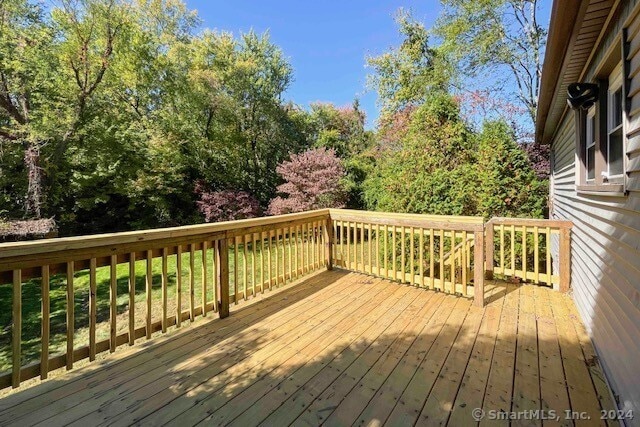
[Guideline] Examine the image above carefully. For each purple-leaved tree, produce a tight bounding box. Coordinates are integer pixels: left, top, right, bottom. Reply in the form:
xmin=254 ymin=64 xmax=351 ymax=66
xmin=267 ymin=148 xmax=346 ymax=215
xmin=195 ymin=182 xmax=261 ymax=222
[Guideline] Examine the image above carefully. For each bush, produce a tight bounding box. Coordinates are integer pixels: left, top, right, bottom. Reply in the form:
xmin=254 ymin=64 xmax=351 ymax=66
xmin=267 ymin=147 xmax=346 ymax=215
xmin=195 ymin=184 xmax=261 ymax=222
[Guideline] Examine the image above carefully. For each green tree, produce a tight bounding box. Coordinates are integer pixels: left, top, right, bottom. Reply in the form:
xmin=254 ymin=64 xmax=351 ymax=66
xmin=476 ymin=120 xmax=547 ymax=218
xmin=366 ymin=9 xmax=450 ymax=117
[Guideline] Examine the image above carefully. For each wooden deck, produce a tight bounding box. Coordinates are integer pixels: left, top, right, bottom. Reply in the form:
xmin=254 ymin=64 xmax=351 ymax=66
xmin=0 ymin=270 xmax=617 ymax=426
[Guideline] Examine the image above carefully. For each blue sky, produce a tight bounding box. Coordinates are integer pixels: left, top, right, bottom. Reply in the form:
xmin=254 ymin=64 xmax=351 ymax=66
xmin=185 ymin=0 xmax=444 ymax=128
xmin=186 ymin=1 xmax=552 ymax=129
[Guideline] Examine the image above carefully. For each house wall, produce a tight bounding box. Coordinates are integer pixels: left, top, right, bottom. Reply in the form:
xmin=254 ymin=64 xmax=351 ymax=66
xmin=550 ymin=2 xmax=640 ymax=418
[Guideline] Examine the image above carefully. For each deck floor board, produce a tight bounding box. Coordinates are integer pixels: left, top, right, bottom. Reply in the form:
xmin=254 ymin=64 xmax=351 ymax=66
xmin=0 ymin=271 xmax=619 ymax=427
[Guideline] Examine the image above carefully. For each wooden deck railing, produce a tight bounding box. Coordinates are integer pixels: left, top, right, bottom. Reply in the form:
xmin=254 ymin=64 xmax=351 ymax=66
xmin=328 ymin=210 xmax=485 ymax=305
xmin=484 ymin=217 xmax=573 ymax=292
xmin=0 ymin=210 xmax=329 ymax=389
xmin=0 ymin=209 xmax=572 ymax=391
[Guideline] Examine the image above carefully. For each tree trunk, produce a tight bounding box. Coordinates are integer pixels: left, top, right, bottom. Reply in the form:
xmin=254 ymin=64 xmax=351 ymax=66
xmin=24 ymin=142 xmax=42 ymax=218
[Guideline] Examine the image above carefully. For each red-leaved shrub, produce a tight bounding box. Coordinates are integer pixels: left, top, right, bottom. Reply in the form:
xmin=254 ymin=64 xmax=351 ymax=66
xmin=195 ymin=183 xmax=261 ymax=222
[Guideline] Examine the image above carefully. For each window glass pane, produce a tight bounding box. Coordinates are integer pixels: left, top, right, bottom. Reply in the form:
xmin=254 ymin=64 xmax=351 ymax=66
xmin=609 ymin=128 xmax=624 ymax=176
xmin=587 ymin=145 xmax=595 ymax=180
xmin=612 ymin=88 xmax=623 ymax=129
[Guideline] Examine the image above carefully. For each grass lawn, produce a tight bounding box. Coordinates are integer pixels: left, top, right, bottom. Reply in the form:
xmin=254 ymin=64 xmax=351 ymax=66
xmin=0 ymin=238 xmax=325 ymax=374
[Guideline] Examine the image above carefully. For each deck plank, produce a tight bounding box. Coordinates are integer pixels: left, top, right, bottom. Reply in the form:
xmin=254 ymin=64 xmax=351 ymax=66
xmin=480 ymin=283 xmax=520 ymax=427
xmin=71 ymin=273 xmax=381 ymax=427
xmin=0 ymin=272 xmax=620 ymax=427
xmin=382 ymin=297 xmax=472 ymax=426
xmin=446 ymin=291 xmax=505 ymax=426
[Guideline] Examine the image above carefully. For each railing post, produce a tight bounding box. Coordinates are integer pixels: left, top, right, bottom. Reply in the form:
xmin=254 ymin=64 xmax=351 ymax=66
xmin=485 ymin=220 xmax=494 ymax=280
xmin=324 ymin=217 xmax=333 ymax=270
xmin=559 ymin=227 xmax=571 ymax=293
xmin=474 ymin=229 xmax=485 ymax=307
xmin=218 ymin=238 xmax=230 ymax=319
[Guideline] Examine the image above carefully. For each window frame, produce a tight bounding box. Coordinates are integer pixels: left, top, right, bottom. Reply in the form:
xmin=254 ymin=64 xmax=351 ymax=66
xmin=575 ymin=60 xmax=626 ymax=194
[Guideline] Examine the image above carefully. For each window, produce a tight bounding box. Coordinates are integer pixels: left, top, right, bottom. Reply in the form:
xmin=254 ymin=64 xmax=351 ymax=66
xmin=586 ymin=107 xmax=596 ymax=182
xmin=607 ymin=66 xmax=624 ymax=178
xmin=576 ymin=61 xmax=625 ymax=193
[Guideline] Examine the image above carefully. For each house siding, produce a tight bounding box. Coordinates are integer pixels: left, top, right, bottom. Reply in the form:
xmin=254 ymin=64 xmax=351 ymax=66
xmin=550 ymin=2 xmax=640 ymax=419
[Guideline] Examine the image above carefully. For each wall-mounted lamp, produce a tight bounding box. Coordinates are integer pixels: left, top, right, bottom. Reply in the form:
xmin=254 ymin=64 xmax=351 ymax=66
xmin=567 ymin=83 xmax=599 ymax=110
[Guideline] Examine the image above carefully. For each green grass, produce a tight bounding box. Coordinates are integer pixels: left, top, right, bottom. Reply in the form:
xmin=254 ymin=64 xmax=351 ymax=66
xmin=0 ymin=238 xmax=324 ymax=374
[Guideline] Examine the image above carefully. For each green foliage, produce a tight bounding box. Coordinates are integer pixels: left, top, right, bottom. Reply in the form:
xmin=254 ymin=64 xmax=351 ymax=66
xmin=366 ymin=9 xmax=451 ymax=116
xmin=476 ymin=120 xmax=547 ymax=218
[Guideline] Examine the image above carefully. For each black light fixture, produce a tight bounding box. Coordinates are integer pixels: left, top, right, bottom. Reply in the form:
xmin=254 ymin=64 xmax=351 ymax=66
xmin=567 ymin=83 xmax=599 ymax=110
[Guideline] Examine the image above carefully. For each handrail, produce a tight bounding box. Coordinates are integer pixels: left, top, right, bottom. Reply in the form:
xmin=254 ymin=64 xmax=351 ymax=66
xmin=0 ymin=210 xmax=330 ymax=389
xmin=329 ymin=210 xmax=485 ymax=308
xmin=485 ymin=217 xmax=572 ymax=292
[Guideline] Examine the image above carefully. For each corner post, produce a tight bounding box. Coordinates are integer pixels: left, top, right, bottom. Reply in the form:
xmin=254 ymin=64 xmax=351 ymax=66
xmin=324 ymin=217 xmax=333 ymax=270
xmin=485 ymin=220 xmax=494 ymax=280
xmin=559 ymin=227 xmax=571 ymax=293
xmin=218 ymin=238 xmax=230 ymax=318
xmin=474 ymin=229 xmax=485 ymax=307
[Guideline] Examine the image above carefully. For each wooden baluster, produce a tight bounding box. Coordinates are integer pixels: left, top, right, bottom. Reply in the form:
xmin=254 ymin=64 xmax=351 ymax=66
xmin=12 ymin=270 xmax=21 ymax=388
xmin=510 ymin=224 xmax=516 ymax=275
xmin=287 ymin=226 xmax=293 ymax=280
xmin=176 ymin=245 xmax=182 ymax=327
xmin=500 ymin=224 xmax=505 ymax=275
xmin=401 ymin=227 xmax=406 ymax=281
xmin=439 ymin=229 xmax=444 ymax=291
xmin=485 ymin=221 xmax=494 ymax=280
xmin=233 ymin=236 xmax=239 ymax=301
xmin=218 ymin=239 xmax=230 ymax=319
xmin=67 ymin=261 xmax=75 ymax=366
xmin=462 ymin=231 xmax=468 ymax=296
xmin=261 ymin=232 xmax=266 ymax=289
xmin=41 ymin=265 xmax=50 ymax=379
xmin=333 ymin=220 xmax=338 ymax=268
xmin=109 ymin=255 xmax=117 ymax=351
xmin=202 ymin=241 xmax=208 ymax=314
xmin=252 ymin=233 xmax=258 ymax=294
xmin=189 ymin=244 xmax=195 ymax=319
xmin=325 ymin=218 xmax=333 ymax=270
xmin=474 ymin=230 xmax=485 ymax=307
xmin=128 ymin=254 xmax=135 ymax=346
xmin=522 ymin=226 xmax=527 ymax=280
xmin=450 ymin=232 xmax=455 ymax=294
xmin=419 ymin=228 xmax=424 ymax=288
xmin=559 ymin=227 xmax=571 ymax=293
xmin=429 ymin=229 xmax=435 ymax=289
xmin=89 ymin=258 xmax=97 ymax=360
xmin=276 ymin=229 xmax=281 ymax=286
xmin=375 ymin=224 xmax=380 ymax=276
xmin=383 ymin=225 xmax=389 ymax=278
xmin=267 ymin=230 xmax=273 ymax=289
xmin=313 ymin=222 xmax=319 ymax=270
xmin=294 ymin=226 xmax=300 ymax=277
xmin=346 ymin=221 xmax=351 ymax=270
xmin=359 ymin=222 xmax=364 ymax=272
xmin=145 ymin=251 xmax=152 ymax=339
xmin=319 ymin=221 xmax=324 ymax=269
xmin=367 ymin=223 xmax=372 ymax=274
xmin=243 ymin=235 xmax=248 ymax=297
xmin=410 ymin=227 xmax=415 ymax=285
xmin=213 ymin=240 xmax=219 ymax=310
xmin=534 ymin=226 xmax=540 ymax=284
xmin=546 ymin=227 xmax=552 ymax=285
xmin=162 ymin=248 xmax=168 ymax=330
xmin=392 ymin=226 xmax=397 ymax=280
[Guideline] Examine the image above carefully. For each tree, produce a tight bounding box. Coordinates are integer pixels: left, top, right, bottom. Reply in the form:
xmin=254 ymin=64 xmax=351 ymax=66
xmin=434 ymin=0 xmax=546 ymax=128
xmin=366 ymin=9 xmax=450 ymax=117
xmin=195 ymin=184 xmax=260 ymax=222
xmin=363 ymin=94 xmax=480 ymax=216
xmin=476 ymin=120 xmax=547 ymax=218
xmin=267 ymin=147 xmax=346 ymax=215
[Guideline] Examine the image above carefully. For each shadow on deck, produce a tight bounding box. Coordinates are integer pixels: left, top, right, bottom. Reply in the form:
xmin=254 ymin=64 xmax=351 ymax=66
xmin=0 ymin=270 xmax=617 ymax=426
